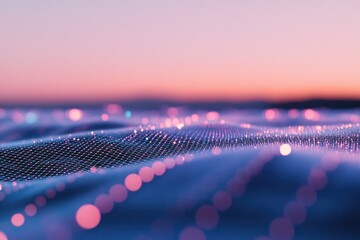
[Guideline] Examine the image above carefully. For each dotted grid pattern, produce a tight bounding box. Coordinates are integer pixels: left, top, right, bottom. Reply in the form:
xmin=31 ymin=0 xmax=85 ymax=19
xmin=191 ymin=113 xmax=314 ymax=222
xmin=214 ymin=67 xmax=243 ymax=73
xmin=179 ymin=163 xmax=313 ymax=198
xmin=0 ymin=123 xmax=359 ymax=181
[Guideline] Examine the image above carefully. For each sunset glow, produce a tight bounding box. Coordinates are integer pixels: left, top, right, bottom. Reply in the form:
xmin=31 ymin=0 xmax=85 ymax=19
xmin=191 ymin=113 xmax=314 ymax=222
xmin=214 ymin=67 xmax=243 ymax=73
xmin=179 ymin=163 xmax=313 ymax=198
xmin=1 ymin=0 xmax=359 ymax=103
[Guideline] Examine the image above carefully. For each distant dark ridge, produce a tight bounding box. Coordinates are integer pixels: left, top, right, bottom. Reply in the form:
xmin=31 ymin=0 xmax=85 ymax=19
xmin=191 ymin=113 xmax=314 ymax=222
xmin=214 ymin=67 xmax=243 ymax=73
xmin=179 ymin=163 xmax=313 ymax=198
xmin=269 ymin=99 xmax=360 ymax=110
xmin=116 ymin=99 xmax=360 ymax=110
xmin=1 ymin=99 xmax=360 ymax=110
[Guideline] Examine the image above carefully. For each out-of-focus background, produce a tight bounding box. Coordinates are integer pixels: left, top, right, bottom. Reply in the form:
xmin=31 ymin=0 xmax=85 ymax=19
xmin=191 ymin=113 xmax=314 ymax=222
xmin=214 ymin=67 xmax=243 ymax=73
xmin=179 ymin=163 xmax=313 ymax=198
xmin=1 ymin=0 xmax=360 ymax=104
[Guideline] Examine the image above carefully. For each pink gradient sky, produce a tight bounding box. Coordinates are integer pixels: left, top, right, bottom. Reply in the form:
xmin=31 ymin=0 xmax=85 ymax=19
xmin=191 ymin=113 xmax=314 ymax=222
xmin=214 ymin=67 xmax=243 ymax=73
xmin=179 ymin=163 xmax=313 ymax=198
xmin=1 ymin=0 xmax=360 ymax=103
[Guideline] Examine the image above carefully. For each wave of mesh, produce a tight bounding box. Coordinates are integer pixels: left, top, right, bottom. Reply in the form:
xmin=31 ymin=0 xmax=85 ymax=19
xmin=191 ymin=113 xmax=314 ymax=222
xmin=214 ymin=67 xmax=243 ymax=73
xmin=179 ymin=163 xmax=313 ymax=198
xmin=0 ymin=123 xmax=359 ymax=181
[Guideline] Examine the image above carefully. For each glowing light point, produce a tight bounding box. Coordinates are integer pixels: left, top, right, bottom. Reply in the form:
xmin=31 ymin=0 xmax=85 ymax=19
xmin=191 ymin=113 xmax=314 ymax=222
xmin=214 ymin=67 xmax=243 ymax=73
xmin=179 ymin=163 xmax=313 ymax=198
xmin=304 ymin=109 xmax=320 ymax=121
xmin=152 ymin=161 xmax=166 ymax=176
xmin=125 ymin=174 xmax=142 ymax=191
xmin=195 ymin=205 xmax=219 ymax=229
xmin=125 ymin=111 xmax=132 ymax=118
xmin=179 ymin=227 xmax=206 ymax=240
xmin=11 ymin=213 xmax=25 ymax=227
xmin=67 ymin=109 xmax=83 ymax=121
xmin=35 ymin=195 xmax=47 ymax=207
xmin=0 ymin=231 xmax=8 ymax=240
xmin=191 ymin=114 xmax=199 ymax=122
xmin=109 ymin=184 xmax=128 ymax=203
xmin=95 ymin=195 xmax=114 ymax=214
xmin=12 ymin=111 xmax=24 ymax=123
xmin=46 ymin=189 xmax=56 ymax=199
xmin=288 ymin=109 xmax=300 ymax=118
xmin=25 ymin=112 xmax=38 ymax=124
xmin=76 ymin=204 xmax=101 ymax=229
xmin=101 ymin=113 xmax=109 ymax=121
xmin=106 ymin=104 xmax=122 ymax=114
xmin=139 ymin=166 xmax=155 ymax=183
xmin=164 ymin=158 xmax=175 ymax=169
xmin=213 ymin=191 xmax=232 ymax=211
xmin=167 ymin=107 xmax=179 ymax=116
xmin=24 ymin=204 xmax=37 ymax=217
xmin=280 ymin=144 xmax=292 ymax=156
xmin=206 ymin=111 xmax=219 ymax=121
xmin=212 ymin=146 xmax=222 ymax=155
xmin=264 ymin=109 xmax=277 ymax=120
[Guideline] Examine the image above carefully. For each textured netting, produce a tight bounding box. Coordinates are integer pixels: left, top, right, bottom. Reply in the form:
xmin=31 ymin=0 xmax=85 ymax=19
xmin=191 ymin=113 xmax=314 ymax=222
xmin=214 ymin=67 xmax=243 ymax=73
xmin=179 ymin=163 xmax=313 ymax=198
xmin=1 ymin=123 xmax=359 ymax=181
